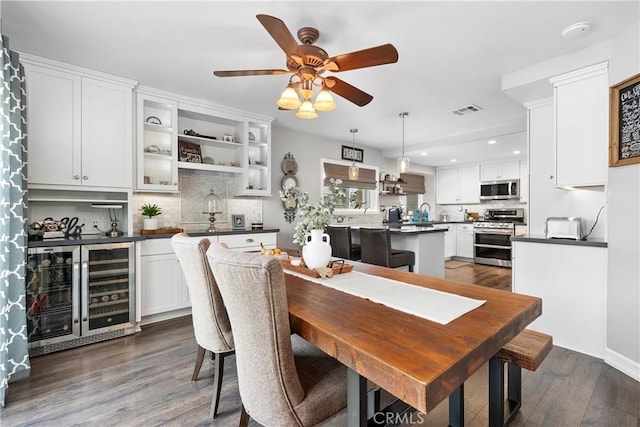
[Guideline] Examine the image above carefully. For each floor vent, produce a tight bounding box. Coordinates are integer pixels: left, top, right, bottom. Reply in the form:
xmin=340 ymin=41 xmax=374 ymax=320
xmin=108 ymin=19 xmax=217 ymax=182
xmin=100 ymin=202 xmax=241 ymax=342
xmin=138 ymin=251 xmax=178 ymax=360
xmin=451 ymin=104 xmax=483 ymax=116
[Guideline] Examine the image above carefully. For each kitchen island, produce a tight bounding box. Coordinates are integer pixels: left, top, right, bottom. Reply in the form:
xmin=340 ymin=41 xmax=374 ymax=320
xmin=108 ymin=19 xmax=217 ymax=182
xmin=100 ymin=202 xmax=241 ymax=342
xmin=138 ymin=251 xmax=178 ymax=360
xmin=352 ymin=225 xmax=447 ymax=278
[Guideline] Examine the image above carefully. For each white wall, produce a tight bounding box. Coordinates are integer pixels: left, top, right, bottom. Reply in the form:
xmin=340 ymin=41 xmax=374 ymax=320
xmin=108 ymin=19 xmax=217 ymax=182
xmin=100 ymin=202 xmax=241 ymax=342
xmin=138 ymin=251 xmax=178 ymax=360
xmin=605 ymin=23 xmax=640 ymax=377
xmin=509 ymin=22 xmax=639 ymax=378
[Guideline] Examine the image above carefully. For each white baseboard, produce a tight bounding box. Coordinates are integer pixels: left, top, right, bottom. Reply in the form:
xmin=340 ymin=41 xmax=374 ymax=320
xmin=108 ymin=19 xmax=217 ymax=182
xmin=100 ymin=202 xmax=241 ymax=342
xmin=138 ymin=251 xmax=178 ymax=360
xmin=605 ymin=347 xmax=640 ymax=382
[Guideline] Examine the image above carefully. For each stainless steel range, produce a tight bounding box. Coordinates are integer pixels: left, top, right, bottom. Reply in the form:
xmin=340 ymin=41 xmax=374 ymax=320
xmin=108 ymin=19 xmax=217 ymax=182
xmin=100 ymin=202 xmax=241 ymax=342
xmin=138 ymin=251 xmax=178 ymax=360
xmin=473 ymin=208 xmax=524 ymax=268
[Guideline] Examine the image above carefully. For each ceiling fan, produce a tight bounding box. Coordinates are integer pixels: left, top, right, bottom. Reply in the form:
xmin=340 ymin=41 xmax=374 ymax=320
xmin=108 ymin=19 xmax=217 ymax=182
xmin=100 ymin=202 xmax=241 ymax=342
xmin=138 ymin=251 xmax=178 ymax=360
xmin=213 ymin=14 xmax=399 ymax=118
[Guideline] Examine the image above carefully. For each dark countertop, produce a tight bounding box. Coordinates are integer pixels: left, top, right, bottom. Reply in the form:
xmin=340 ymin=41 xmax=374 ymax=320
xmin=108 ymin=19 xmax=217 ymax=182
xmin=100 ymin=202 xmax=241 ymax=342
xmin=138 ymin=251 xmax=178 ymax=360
xmin=28 ymin=228 xmax=280 ymax=247
xmin=351 ymin=224 xmax=446 ymax=234
xmin=140 ymin=228 xmax=280 ymax=239
xmin=511 ymin=235 xmax=607 ymax=248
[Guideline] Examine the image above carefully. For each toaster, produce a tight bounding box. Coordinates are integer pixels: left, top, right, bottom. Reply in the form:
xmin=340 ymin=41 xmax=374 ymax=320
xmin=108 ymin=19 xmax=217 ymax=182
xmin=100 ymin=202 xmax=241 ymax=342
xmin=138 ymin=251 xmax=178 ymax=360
xmin=545 ymin=217 xmax=587 ymax=240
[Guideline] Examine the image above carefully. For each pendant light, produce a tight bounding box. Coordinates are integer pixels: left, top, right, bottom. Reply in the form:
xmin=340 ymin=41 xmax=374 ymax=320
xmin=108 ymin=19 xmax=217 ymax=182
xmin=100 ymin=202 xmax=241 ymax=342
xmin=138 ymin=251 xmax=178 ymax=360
xmin=397 ymin=112 xmax=410 ymax=174
xmin=348 ymin=128 xmax=359 ymax=180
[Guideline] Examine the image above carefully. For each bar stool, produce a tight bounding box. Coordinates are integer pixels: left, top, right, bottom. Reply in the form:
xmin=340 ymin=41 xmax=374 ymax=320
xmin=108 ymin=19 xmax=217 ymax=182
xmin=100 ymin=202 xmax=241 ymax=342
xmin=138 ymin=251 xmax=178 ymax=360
xmin=359 ymin=228 xmax=415 ymax=272
xmin=325 ymin=225 xmax=361 ymax=260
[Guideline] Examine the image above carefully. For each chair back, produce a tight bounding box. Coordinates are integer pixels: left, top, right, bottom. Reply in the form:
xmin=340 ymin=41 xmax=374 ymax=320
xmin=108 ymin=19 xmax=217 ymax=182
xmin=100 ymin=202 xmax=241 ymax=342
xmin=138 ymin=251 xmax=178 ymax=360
xmin=171 ymin=233 xmax=233 ymax=353
xmin=207 ymin=243 xmax=305 ymax=426
xmin=325 ymin=226 xmax=353 ymax=259
xmin=359 ymin=228 xmax=392 ymax=267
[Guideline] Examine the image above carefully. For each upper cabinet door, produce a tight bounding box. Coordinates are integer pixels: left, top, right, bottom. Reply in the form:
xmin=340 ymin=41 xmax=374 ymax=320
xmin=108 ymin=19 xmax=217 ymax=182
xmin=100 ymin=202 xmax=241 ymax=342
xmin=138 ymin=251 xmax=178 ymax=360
xmin=25 ymin=64 xmax=82 ymax=186
xmin=81 ymin=78 xmax=133 ymax=188
xmin=457 ymin=165 xmax=480 ymax=203
xmin=551 ymin=62 xmax=608 ymax=187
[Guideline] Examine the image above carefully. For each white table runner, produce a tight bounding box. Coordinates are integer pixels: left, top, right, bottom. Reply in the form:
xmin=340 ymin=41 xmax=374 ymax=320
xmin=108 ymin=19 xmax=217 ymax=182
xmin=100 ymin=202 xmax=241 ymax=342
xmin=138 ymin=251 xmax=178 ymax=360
xmin=285 ymin=269 xmax=485 ymax=325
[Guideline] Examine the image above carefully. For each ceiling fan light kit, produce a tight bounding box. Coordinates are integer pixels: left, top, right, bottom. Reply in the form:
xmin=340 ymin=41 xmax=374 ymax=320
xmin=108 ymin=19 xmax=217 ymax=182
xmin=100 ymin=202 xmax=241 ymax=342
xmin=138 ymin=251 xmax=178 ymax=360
xmin=214 ymin=14 xmax=398 ymax=120
xmin=397 ymin=112 xmax=410 ymax=174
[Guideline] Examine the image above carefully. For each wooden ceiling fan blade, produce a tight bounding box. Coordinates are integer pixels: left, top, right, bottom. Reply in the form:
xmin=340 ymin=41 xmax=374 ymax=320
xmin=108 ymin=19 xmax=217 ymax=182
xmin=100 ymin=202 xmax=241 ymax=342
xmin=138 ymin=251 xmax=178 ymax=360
xmin=256 ymin=14 xmax=304 ymax=58
xmin=325 ymin=77 xmax=373 ymax=107
xmin=213 ymin=69 xmax=289 ymax=77
xmin=328 ymin=43 xmax=399 ymax=72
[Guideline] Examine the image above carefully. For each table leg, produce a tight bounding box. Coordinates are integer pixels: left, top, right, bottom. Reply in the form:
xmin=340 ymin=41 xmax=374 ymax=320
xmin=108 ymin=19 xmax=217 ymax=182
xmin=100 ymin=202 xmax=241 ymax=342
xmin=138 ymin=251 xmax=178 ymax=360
xmin=489 ymin=356 xmax=504 ymax=427
xmin=347 ymin=368 xmax=367 ymax=427
xmin=448 ymin=384 xmax=464 ymax=427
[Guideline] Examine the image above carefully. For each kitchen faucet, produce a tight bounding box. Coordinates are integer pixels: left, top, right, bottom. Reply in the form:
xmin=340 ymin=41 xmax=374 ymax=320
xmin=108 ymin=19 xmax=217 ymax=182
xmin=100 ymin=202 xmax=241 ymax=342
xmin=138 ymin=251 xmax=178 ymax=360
xmin=419 ymin=202 xmax=431 ymax=222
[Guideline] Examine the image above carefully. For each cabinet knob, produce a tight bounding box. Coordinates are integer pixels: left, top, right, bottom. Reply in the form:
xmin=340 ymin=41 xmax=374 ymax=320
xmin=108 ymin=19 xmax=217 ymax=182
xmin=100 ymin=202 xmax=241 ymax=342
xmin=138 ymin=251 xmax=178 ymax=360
xmin=550 ymin=175 xmax=554 ymax=180
xmin=83 ymin=176 xmax=88 ymax=180
xmin=245 ymin=238 xmax=254 ymax=243
xmin=74 ymin=175 xmax=80 ymax=180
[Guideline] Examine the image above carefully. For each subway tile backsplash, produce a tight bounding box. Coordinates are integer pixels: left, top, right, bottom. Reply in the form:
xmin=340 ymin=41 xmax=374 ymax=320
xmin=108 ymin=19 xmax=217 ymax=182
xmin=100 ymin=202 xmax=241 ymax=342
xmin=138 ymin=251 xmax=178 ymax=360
xmin=132 ymin=170 xmax=263 ymax=232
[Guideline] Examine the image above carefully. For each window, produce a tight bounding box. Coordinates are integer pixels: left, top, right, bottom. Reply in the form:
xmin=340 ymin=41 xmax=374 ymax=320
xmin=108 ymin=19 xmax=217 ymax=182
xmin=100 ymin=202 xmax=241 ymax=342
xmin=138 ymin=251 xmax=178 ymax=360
xmin=321 ymin=159 xmax=378 ymax=213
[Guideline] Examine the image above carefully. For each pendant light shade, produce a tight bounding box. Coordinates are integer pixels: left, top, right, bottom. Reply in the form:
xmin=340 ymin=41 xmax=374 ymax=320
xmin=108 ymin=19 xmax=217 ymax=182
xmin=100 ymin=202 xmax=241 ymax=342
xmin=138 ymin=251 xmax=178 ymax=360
xmin=313 ymin=86 xmax=337 ymax=112
xmin=277 ymin=84 xmax=302 ymax=110
xmin=348 ymin=128 xmax=359 ymax=180
xmin=296 ymin=98 xmax=318 ymax=119
xmin=397 ymin=112 xmax=410 ymax=174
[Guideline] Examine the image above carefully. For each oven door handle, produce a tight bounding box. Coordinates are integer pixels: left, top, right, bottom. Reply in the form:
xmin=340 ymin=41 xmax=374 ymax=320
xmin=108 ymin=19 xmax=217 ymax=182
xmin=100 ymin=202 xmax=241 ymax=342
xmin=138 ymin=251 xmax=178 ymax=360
xmin=473 ymin=243 xmax=512 ymax=250
xmin=473 ymin=230 xmax=514 ymax=235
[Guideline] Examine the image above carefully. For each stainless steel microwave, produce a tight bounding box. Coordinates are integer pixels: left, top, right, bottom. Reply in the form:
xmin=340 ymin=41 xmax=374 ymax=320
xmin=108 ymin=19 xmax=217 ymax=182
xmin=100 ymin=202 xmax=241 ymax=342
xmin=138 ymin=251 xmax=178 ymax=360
xmin=479 ymin=179 xmax=520 ymax=201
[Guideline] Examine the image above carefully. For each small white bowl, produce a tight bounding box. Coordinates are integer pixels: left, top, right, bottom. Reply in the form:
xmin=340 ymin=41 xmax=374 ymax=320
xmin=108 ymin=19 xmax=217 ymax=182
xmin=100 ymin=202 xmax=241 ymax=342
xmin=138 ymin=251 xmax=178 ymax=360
xmin=290 ymin=258 xmax=302 ymax=266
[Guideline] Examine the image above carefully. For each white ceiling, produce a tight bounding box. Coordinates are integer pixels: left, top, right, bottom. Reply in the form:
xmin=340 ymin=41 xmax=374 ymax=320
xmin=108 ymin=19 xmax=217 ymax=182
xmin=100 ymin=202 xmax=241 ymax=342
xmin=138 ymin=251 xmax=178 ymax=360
xmin=2 ymin=1 xmax=638 ymax=167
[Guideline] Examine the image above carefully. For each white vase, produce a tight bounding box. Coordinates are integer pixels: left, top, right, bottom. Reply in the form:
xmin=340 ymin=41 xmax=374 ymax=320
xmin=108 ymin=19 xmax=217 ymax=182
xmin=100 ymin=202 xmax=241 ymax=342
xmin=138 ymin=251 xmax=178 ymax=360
xmin=143 ymin=218 xmax=158 ymax=230
xmin=302 ymin=229 xmax=332 ymax=270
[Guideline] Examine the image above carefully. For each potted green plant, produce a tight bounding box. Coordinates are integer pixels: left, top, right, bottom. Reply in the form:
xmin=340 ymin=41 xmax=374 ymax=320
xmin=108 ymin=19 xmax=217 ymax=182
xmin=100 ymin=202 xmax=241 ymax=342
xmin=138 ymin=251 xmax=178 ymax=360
xmin=139 ymin=203 xmax=162 ymax=230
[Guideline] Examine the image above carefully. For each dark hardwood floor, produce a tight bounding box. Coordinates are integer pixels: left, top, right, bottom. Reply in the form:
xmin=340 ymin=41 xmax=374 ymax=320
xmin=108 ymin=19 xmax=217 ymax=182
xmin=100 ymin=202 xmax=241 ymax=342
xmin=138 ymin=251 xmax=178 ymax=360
xmin=445 ymin=260 xmax=512 ymax=291
xmin=3 ymin=264 xmax=638 ymax=426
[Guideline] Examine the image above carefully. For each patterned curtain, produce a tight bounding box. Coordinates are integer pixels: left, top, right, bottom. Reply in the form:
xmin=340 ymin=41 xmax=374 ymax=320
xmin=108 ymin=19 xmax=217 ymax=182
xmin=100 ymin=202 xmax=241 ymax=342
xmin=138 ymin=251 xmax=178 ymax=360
xmin=0 ymin=30 xmax=30 ymax=409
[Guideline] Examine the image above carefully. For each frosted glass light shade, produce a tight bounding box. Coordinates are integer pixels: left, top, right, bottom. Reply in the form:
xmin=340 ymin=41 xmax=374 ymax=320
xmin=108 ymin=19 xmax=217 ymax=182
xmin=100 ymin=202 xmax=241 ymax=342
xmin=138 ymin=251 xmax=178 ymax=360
xmin=313 ymin=88 xmax=337 ymax=111
xmin=397 ymin=155 xmax=410 ymax=173
xmin=296 ymin=98 xmax=318 ymax=119
xmin=202 ymin=189 xmax=222 ymax=214
xmin=348 ymin=163 xmax=359 ymax=180
xmin=277 ymin=85 xmax=301 ymax=110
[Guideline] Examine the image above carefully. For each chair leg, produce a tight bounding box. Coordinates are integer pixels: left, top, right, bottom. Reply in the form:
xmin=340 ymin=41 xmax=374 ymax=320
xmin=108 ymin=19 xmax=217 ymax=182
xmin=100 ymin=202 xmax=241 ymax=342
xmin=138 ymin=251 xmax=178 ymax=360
xmin=192 ymin=344 xmax=207 ymax=381
xmin=209 ymin=352 xmax=226 ymax=418
xmin=409 ymin=265 xmax=414 ymax=272
xmin=239 ymin=403 xmax=249 ymax=427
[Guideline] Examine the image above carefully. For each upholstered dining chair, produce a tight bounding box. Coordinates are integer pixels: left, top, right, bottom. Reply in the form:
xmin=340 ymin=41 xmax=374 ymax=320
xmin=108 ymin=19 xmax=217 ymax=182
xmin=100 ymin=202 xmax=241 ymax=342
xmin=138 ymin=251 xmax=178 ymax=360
xmin=207 ymin=243 xmax=375 ymax=427
xmin=325 ymin=225 xmax=361 ymax=260
xmin=171 ymin=233 xmax=235 ymax=418
xmin=359 ymin=228 xmax=415 ymax=272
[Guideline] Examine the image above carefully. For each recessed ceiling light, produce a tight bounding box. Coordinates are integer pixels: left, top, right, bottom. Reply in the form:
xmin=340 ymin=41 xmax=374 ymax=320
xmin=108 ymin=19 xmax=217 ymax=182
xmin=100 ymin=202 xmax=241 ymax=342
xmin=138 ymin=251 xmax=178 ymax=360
xmin=562 ymin=22 xmax=590 ymax=39
xmin=421 ymin=152 xmax=427 ymax=156
xmin=513 ymin=150 xmax=521 ymax=155
xmin=488 ymin=140 xmax=497 ymax=145
xmin=451 ymin=159 xmax=457 ymax=163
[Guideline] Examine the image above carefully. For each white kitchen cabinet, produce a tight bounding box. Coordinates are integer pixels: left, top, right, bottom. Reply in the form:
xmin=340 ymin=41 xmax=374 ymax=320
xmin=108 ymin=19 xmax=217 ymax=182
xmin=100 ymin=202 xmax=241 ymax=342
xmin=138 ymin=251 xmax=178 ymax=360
xmin=433 ymin=224 xmax=456 ymax=259
xmin=456 ymin=223 xmax=474 ymax=259
xmin=480 ymin=160 xmax=520 ymax=181
xmin=24 ymin=59 xmax=135 ymax=189
xmin=218 ymin=232 xmax=276 ymax=251
xmin=138 ymin=239 xmax=191 ymax=319
xmin=550 ymin=62 xmax=608 ymax=187
xmin=512 ymin=240 xmax=606 ymax=358
xmin=436 ymin=165 xmax=480 ymax=204
xmin=176 ymin=101 xmax=273 ymax=197
xmin=136 ymin=91 xmax=178 ymax=192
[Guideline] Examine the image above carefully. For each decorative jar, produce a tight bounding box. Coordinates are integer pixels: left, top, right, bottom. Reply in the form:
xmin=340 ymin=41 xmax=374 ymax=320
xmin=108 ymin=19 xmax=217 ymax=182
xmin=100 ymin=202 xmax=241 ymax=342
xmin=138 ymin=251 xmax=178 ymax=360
xmin=302 ymin=230 xmax=332 ymax=269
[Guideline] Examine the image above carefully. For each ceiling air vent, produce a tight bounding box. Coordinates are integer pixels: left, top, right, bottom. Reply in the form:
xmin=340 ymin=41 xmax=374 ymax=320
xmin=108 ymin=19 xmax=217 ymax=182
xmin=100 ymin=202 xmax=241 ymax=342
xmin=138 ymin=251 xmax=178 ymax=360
xmin=451 ymin=104 xmax=483 ymax=116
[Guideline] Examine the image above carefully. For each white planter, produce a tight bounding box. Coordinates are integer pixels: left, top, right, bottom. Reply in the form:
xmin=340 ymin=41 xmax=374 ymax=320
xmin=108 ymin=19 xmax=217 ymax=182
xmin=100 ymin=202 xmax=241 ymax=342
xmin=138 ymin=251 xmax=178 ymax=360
xmin=143 ymin=218 xmax=159 ymax=230
xmin=302 ymin=229 xmax=332 ymax=269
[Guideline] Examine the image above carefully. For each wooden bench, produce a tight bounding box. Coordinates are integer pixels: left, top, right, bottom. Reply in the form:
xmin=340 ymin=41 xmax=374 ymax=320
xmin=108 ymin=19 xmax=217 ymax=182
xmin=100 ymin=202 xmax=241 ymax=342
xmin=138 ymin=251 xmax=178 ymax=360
xmin=488 ymin=329 xmax=553 ymax=426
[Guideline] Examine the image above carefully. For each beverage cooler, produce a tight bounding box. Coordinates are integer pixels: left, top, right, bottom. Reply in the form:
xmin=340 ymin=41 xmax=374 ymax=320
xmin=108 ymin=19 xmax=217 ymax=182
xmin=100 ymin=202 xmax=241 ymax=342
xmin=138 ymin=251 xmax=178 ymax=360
xmin=26 ymin=242 xmax=135 ymax=355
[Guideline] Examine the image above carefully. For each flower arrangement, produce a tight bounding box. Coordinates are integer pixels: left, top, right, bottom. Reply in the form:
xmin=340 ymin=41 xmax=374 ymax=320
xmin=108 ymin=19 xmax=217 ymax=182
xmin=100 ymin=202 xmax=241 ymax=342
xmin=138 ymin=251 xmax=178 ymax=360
xmin=281 ymin=178 xmax=346 ymax=246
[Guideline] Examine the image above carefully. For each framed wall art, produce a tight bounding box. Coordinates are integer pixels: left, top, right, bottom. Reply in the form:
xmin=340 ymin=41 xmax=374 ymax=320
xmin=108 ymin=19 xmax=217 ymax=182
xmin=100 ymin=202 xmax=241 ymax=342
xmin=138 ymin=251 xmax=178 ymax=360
xmin=341 ymin=145 xmax=364 ymax=163
xmin=178 ymin=140 xmax=202 ymax=163
xmin=610 ymin=72 xmax=640 ymax=167
xmin=231 ymin=214 xmax=245 ymax=230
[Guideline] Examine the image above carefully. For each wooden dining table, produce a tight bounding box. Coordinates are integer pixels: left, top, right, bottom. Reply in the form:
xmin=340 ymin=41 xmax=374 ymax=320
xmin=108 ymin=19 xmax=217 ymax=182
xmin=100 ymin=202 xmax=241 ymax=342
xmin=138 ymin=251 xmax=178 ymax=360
xmin=284 ymin=261 xmax=542 ymax=427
